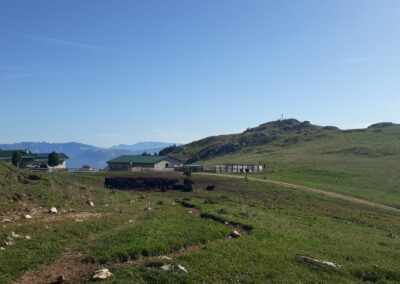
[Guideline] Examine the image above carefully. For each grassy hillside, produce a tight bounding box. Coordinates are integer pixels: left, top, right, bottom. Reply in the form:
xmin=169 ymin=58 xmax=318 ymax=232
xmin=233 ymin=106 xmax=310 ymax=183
xmin=0 ymin=164 xmax=400 ymax=283
xmin=167 ymin=120 xmax=400 ymax=207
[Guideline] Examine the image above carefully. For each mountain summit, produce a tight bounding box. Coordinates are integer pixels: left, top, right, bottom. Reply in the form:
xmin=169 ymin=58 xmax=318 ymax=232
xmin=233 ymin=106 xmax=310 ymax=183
xmin=166 ymin=119 xmax=398 ymax=164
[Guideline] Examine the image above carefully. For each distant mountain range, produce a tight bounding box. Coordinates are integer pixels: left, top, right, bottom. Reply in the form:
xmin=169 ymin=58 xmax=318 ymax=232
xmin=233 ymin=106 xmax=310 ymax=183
xmin=0 ymin=142 xmax=177 ymax=169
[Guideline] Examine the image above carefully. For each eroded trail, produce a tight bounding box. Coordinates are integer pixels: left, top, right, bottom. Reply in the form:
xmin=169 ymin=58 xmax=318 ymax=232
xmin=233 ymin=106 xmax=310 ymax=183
xmin=13 ymin=205 xmax=251 ymax=284
xmin=198 ymin=173 xmax=400 ymax=214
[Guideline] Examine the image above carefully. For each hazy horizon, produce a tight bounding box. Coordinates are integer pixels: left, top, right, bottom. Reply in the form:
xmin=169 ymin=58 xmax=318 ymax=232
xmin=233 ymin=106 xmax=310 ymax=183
xmin=0 ymin=118 xmax=396 ymax=148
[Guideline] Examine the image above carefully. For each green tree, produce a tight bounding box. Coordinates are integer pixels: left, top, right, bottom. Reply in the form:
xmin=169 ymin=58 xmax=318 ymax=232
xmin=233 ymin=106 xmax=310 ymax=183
xmin=141 ymin=152 xmax=151 ymax=156
xmin=11 ymin=151 xmax=22 ymax=167
xmin=48 ymin=152 xmax=60 ymax=167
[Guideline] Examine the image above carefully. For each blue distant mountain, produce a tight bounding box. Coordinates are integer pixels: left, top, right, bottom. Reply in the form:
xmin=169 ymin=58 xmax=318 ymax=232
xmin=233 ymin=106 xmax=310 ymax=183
xmin=0 ymin=141 xmax=178 ymax=169
xmin=111 ymin=142 xmax=178 ymax=152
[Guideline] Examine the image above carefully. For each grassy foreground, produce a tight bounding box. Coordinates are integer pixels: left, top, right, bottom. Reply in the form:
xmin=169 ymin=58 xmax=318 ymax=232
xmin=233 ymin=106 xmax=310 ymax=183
xmin=0 ymin=164 xmax=400 ymax=283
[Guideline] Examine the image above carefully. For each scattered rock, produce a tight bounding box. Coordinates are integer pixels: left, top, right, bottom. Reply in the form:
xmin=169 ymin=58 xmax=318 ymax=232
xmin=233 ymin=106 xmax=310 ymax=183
xmin=224 ymin=221 xmax=229 ymax=225
xmin=128 ymin=220 xmax=134 ymax=223
xmin=172 ymin=202 xmax=176 ymax=206
xmin=25 ymin=235 xmax=31 ymax=240
xmin=298 ymin=256 xmax=341 ymax=269
xmin=2 ymin=219 xmax=12 ymax=223
xmin=88 ymin=201 xmax=95 ymax=207
xmin=159 ymin=256 xmax=173 ymax=260
xmin=49 ymin=207 xmax=58 ymax=214
xmin=230 ymin=230 xmax=241 ymax=238
xmin=4 ymin=241 xmax=14 ymax=247
xmin=54 ymin=274 xmax=66 ymax=283
xmin=24 ymin=214 xmax=32 ymax=219
xmin=188 ymin=211 xmax=193 ymax=214
xmin=0 ymin=247 xmax=5 ymax=250
xmin=160 ymin=264 xmax=173 ymax=271
xmin=75 ymin=219 xmax=84 ymax=222
xmin=145 ymin=207 xmax=152 ymax=211
xmin=177 ymin=264 xmax=188 ymax=273
xmin=10 ymin=232 xmax=21 ymax=239
xmin=92 ymin=268 xmax=113 ymax=280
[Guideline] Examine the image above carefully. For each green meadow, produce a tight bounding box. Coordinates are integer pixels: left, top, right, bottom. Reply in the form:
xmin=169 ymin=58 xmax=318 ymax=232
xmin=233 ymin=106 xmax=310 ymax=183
xmin=189 ymin=123 xmax=400 ymax=207
xmin=0 ymin=164 xmax=399 ymax=283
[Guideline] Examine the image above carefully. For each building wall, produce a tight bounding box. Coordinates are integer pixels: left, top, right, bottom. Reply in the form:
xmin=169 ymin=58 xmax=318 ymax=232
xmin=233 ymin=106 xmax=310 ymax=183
xmin=154 ymin=158 xmax=182 ymax=170
xmin=51 ymin=161 xmax=67 ymax=169
xmin=154 ymin=160 xmax=169 ymax=170
xmin=109 ymin=163 xmax=131 ymax=171
xmin=108 ymin=158 xmax=182 ymax=171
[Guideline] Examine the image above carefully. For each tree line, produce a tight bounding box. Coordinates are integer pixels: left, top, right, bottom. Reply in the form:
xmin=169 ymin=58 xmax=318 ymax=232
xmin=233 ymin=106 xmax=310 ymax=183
xmin=12 ymin=151 xmax=62 ymax=168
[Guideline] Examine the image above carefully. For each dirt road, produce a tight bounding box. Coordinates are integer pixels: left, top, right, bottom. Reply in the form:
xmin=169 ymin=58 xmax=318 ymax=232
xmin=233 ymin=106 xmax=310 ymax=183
xmin=197 ymin=173 xmax=400 ymax=214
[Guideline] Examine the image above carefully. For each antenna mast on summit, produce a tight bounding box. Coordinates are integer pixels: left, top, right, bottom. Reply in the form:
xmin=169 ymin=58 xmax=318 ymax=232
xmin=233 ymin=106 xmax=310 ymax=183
xmin=280 ymin=114 xmax=284 ymax=121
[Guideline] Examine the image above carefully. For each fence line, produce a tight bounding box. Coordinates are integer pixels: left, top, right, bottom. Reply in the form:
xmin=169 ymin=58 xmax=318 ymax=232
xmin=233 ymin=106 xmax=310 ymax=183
xmin=176 ymin=164 xmax=264 ymax=173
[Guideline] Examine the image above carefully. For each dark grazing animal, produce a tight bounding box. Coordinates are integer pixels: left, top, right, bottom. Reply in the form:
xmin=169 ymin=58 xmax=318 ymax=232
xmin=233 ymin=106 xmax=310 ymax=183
xmin=205 ymin=184 xmax=215 ymax=191
xmin=104 ymin=177 xmax=179 ymax=191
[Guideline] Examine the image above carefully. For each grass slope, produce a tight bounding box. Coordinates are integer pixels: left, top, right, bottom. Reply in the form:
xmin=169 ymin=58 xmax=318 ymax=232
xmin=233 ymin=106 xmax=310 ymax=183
xmin=0 ymin=165 xmax=400 ymax=283
xmin=168 ymin=120 xmax=400 ymax=207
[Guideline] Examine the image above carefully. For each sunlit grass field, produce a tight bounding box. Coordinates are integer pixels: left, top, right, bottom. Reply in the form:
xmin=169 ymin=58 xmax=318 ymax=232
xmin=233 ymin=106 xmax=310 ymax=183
xmin=0 ymin=164 xmax=399 ymax=283
xmin=206 ymin=125 xmax=400 ymax=207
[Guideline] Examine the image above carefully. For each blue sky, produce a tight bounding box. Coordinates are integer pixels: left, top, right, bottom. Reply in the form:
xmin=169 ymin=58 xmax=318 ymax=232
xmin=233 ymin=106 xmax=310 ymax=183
xmin=1 ymin=0 xmax=399 ymax=147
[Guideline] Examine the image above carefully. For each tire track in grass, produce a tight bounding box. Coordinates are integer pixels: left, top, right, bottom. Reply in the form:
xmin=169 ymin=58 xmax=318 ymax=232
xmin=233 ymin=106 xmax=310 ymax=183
xmin=13 ymin=216 xmax=140 ymax=284
xmin=197 ymin=173 xmax=400 ymax=214
xmin=14 ymin=202 xmax=252 ymax=283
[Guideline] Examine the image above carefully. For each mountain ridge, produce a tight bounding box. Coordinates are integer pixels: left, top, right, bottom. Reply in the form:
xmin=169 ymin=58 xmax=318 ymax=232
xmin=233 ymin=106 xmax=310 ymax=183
xmin=166 ymin=119 xmax=399 ymax=163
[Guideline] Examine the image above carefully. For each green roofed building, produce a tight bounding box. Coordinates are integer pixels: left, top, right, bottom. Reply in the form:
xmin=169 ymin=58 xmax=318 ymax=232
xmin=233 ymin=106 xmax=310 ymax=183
xmin=0 ymin=150 xmax=69 ymax=170
xmin=107 ymin=155 xmax=182 ymax=171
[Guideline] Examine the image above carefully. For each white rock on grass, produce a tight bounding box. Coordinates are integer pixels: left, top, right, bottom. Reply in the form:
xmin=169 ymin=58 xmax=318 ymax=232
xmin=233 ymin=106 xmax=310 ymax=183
xmin=2 ymin=219 xmax=12 ymax=223
xmin=160 ymin=264 xmax=173 ymax=271
xmin=177 ymin=264 xmax=188 ymax=274
xmin=49 ymin=207 xmax=58 ymax=214
xmin=0 ymin=247 xmax=5 ymax=250
xmin=88 ymin=201 xmax=95 ymax=207
xmin=4 ymin=241 xmax=14 ymax=247
xmin=10 ymin=232 xmax=21 ymax=239
xmin=230 ymin=230 xmax=241 ymax=238
xmin=299 ymin=256 xmax=341 ymax=269
xmin=159 ymin=256 xmax=173 ymax=260
xmin=92 ymin=268 xmax=113 ymax=280
xmin=25 ymin=235 xmax=31 ymax=240
xmin=25 ymin=214 xmax=32 ymax=219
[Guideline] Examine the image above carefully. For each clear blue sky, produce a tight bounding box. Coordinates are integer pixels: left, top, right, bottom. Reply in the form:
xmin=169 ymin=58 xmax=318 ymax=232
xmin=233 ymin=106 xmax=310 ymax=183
xmin=1 ymin=0 xmax=399 ymax=147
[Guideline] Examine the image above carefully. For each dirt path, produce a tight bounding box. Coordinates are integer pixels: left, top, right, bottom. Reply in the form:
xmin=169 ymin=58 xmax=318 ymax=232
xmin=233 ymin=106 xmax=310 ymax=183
xmin=197 ymin=173 xmax=400 ymax=214
xmin=14 ymin=251 xmax=98 ymax=284
xmin=13 ymin=206 xmax=250 ymax=284
xmin=13 ymin=216 xmax=139 ymax=284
